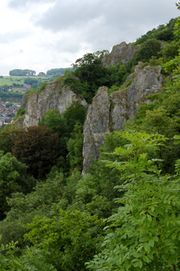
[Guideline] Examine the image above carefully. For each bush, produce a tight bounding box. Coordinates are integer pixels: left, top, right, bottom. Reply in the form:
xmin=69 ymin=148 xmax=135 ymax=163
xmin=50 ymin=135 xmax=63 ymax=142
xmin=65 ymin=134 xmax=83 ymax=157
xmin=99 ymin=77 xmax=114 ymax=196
xmin=136 ymin=39 xmax=161 ymax=62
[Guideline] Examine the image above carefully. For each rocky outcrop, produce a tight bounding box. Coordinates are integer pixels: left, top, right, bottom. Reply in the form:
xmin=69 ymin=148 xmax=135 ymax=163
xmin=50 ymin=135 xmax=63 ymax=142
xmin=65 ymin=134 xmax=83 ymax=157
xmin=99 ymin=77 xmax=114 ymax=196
xmin=19 ymin=60 xmax=163 ymax=173
xmin=102 ymin=42 xmax=137 ymax=65
xmin=111 ymin=89 xmax=128 ymax=130
xmin=82 ymin=87 xmax=110 ymax=173
xmin=127 ymin=64 xmax=162 ymax=118
xmin=23 ymin=81 xmax=87 ymax=127
xmin=82 ymin=64 xmax=163 ymax=172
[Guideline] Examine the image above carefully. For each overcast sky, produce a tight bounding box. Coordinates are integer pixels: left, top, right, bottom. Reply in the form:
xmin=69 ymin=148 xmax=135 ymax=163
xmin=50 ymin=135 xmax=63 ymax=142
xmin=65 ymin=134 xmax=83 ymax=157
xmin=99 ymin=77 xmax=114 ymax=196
xmin=0 ymin=0 xmax=179 ymax=75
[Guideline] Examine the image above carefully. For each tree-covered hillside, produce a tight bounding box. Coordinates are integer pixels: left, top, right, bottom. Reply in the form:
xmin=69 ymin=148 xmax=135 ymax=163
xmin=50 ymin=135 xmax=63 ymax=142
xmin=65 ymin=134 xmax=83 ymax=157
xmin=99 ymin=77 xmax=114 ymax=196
xmin=0 ymin=16 xmax=179 ymax=271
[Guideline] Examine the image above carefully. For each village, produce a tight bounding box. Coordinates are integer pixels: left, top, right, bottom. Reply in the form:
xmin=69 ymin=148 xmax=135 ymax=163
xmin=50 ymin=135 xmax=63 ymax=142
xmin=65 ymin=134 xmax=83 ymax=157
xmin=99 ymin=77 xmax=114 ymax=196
xmin=0 ymin=99 xmax=21 ymax=126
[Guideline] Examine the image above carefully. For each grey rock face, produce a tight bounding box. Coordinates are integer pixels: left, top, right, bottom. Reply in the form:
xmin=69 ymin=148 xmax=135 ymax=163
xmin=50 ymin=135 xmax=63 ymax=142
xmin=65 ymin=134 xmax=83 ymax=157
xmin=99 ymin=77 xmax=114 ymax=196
xmin=111 ymin=90 xmax=127 ymax=130
xmin=82 ymin=87 xmax=110 ymax=173
xmin=82 ymin=64 xmax=162 ymax=172
xmin=102 ymin=42 xmax=137 ymax=65
xmin=127 ymin=64 xmax=162 ymax=118
xmin=23 ymin=82 xmax=87 ymax=127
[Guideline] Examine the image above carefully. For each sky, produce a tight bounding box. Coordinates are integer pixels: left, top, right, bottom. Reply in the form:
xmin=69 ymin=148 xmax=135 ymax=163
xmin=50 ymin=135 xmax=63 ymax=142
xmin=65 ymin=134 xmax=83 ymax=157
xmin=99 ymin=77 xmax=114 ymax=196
xmin=0 ymin=0 xmax=179 ymax=75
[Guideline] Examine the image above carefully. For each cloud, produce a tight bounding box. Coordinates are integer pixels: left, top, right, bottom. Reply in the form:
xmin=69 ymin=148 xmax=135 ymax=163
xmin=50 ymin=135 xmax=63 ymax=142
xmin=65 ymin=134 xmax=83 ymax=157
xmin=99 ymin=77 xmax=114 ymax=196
xmin=8 ymin=0 xmax=54 ymax=8
xmin=37 ymin=0 xmax=179 ymax=51
xmin=0 ymin=0 xmax=179 ymax=75
xmin=37 ymin=0 xmax=103 ymax=31
xmin=0 ymin=31 xmax=28 ymax=43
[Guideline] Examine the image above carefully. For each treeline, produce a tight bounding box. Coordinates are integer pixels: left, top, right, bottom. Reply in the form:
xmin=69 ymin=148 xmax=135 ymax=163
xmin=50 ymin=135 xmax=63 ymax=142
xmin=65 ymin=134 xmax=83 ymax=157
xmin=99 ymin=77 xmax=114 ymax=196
xmin=9 ymin=69 xmax=36 ymax=76
xmin=9 ymin=68 xmax=72 ymax=78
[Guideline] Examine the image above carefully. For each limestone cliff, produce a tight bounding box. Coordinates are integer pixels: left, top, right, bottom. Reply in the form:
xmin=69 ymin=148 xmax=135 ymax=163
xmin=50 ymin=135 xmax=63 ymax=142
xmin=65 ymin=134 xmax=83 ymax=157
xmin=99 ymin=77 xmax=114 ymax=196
xmin=83 ymin=87 xmax=110 ymax=172
xmin=82 ymin=64 xmax=163 ymax=173
xmin=23 ymin=81 xmax=87 ymax=127
xmin=102 ymin=42 xmax=137 ymax=65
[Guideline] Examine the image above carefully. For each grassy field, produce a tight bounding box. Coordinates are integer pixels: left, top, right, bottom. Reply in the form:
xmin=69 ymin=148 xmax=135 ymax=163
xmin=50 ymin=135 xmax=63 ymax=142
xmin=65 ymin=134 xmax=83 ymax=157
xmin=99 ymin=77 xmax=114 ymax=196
xmin=0 ymin=76 xmax=50 ymax=102
xmin=0 ymin=76 xmax=49 ymax=87
xmin=0 ymin=76 xmax=25 ymax=86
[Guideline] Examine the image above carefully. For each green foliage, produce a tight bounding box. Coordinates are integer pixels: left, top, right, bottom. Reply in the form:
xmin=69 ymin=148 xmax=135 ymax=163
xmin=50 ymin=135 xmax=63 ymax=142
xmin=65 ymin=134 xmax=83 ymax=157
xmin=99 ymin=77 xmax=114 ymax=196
xmin=0 ymin=171 xmax=65 ymax=245
xmin=0 ymin=76 xmax=25 ymax=87
xmin=25 ymin=208 xmax=104 ymax=271
xmin=74 ymin=171 xmax=115 ymax=218
xmin=64 ymin=52 xmax=110 ymax=102
xmin=40 ymin=109 xmax=67 ymax=135
xmin=67 ymin=123 xmax=84 ymax=171
xmin=134 ymin=18 xmax=179 ymax=68
xmin=63 ymin=103 xmax=86 ymax=134
xmin=41 ymin=103 xmax=86 ymax=137
xmin=47 ymin=68 xmax=72 ymax=77
xmin=0 ymin=17 xmax=180 ymax=271
xmin=41 ymin=104 xmax=86 ymax=172
xmin=0 ymin=245 xmax=57 ymax=271
xmin=9 ymin=69 xmax=36 ymax=76
xmin=101 ymin=131 xmax=166 ymax=184
xmin=15 ymin=106 xmax=26 ymax=118
xmin=161 ymin=41 xmax=179 ymax=60
xmin=107 ymin=62 xmax=128 ymax=88
xmin=0 ymin=125 xmax=22 ymax=153
xmin=135 ymin=39 xmax=161 ymax=62
xmin=64 ymin=53 xmax=128 ymax=102
xmin=126 ymin=73 xmax=180 ymax=173
xmin=73 ymin=52 xmax=107 ymax=85
xmin=136 ymin=19 xmax=176 ymax=44
xmin=174 ymin=16 xmax=180 ymax=38
xmin=24 ymin=77 xmax=39 ymax=88
xmin=162 ymin=54 xmax=180 ymax=74
xmin=0 ymin=152 xmax=27 ymax=219
xmin=63 ymin=71 xmax=90 ymax=99
xmin=87 ymin=175 xmax=180 ymax=271
xmin=87 ymin=132 xmax=180 ymax=271
xmin=12 ymin=126 xmax=60 ymax=179
xmin=108 ymin=84 xmax=120 ymax=94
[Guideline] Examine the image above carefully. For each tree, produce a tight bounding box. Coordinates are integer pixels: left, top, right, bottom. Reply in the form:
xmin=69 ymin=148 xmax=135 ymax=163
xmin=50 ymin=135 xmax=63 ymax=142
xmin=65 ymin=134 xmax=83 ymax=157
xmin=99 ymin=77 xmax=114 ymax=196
xmin=63 ymin=103 xmax=86 ymax=134
xmin=67 ymin=123 xmax=84 ymax=171
xmin=88 ymin=174 xmax=180 ymax=271
xmin=0 ymin=152 xmax=27 ymax=219
xmin=9 ymin=69 xmax=36 ymax=76
xmin=74 ymin=52 xmax=110 ymax=88
xmin=0 ymin=125 xmax=22 ymax=153
xmin=40 ymin=110 xmax=67 ymax=135
xmin=24 ymin=78 xmax=39 ymax=88
xmin=87 ymin=132 xmax=180 ymax=271
xmin=0 ymin=245 xmax=57 ymax=271
xmin=25 ymin=208 xmax=104 ymax=271
xmin=64 ymin=52 xmax=111 ymax=102
xmin=136 ymin=39 xmax=161 ymax=62
xmin=0 ymin=171 xmax=65 ymax=245
xmin=38 ymin=72 xmax=46 ymax=77
xmin=12 ymin=126 xmax=60 ymax=179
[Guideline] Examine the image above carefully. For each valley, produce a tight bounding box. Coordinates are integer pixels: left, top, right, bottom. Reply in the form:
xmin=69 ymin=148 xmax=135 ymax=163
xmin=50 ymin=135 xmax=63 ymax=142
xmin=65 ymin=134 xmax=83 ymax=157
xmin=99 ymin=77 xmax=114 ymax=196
xmin=0 ymin=4 xmax=179 ymax=270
